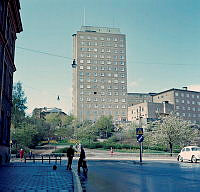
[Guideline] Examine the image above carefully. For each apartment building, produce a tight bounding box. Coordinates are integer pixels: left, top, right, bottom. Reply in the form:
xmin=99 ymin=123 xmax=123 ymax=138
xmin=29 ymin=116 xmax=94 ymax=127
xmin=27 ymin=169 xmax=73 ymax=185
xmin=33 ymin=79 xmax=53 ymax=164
xmin=72 ymin=26 xmax=127 ymax=122
xmin=127 ymin=92 xmax=156 ymax=107
xmin=0 ymin=0 xmax=23 ymax=164
xmin=153 ymin=88 xmax=200 ymax=124
xmin=128 ymin=101 xmax=174 ymax=124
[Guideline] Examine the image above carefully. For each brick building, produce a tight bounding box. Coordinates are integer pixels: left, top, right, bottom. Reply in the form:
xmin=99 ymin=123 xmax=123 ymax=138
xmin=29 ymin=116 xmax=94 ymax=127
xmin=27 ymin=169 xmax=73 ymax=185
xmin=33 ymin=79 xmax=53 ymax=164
xmin=0 ymin=0 xmax=23 ymax=165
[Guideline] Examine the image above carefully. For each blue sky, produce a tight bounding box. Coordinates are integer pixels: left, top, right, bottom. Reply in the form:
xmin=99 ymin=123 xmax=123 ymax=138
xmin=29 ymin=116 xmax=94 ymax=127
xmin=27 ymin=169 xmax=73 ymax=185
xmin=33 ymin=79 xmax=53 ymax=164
xmin=14 ymin=0 xmax=200 ymax=114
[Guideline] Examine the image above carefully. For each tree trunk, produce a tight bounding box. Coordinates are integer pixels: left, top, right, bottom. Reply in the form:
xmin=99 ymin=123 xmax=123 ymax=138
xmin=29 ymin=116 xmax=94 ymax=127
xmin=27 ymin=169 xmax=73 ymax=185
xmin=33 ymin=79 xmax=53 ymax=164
xmin=169 ymin=142 xmax=173 ymax=157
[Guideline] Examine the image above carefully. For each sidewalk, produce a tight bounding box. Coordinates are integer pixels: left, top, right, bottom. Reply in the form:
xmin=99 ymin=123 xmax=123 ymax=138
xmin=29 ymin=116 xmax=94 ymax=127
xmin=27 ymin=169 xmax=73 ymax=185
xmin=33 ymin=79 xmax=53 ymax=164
xmin=0 ymin=161 xmax=75 ymax=192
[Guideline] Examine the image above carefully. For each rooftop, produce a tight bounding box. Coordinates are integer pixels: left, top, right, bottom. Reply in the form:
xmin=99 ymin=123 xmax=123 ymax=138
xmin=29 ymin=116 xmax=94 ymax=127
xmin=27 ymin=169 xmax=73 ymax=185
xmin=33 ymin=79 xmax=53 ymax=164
xmin=80 ymin=26 xmax=121 ymax=34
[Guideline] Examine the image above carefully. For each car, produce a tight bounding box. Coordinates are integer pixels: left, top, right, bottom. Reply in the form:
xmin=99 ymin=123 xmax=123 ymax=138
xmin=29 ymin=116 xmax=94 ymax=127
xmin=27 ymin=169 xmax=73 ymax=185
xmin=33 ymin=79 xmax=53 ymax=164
xmin=177 ymin=146 xmax=200 ymax=163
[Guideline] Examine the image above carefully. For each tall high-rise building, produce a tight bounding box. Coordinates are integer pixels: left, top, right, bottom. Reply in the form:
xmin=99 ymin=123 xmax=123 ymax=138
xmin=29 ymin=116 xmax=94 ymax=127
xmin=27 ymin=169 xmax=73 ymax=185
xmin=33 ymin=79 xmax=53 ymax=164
xmin=72 ymin=26 xmax=127 ymax=122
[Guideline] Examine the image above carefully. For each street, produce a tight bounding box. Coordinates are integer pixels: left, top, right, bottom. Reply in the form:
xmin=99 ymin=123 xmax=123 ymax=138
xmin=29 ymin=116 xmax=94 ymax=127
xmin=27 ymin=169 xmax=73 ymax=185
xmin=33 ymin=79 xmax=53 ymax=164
xmin=75 ymin=160 xmax=200 ymax=192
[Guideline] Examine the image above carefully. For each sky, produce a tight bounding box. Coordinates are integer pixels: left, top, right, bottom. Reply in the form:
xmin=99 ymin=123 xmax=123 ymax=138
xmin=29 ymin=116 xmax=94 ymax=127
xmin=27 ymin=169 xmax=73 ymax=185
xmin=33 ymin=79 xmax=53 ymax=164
xmin=14 ymin=0 xmax=200 ymax=114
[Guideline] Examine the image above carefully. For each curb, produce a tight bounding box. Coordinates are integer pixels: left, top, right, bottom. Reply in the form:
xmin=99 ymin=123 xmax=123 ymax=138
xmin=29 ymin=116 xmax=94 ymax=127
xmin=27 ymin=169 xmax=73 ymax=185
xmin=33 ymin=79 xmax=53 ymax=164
xmin=72 ymin=169 xmax=83 ymax=192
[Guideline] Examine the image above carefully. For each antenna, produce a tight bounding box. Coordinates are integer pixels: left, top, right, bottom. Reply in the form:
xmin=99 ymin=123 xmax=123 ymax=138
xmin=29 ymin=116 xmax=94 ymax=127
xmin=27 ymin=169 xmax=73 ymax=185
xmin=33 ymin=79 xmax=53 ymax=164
xmin=84 ymin=8 xmax=86 ymax=26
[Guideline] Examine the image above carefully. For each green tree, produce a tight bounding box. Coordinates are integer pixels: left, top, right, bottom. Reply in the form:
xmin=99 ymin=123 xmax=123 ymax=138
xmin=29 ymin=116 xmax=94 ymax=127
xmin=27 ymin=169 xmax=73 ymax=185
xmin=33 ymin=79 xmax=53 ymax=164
xmin=94 ymin=116 xmax=114 ymax=138
xmin=11 ymin=82 xmax=27 ymax=128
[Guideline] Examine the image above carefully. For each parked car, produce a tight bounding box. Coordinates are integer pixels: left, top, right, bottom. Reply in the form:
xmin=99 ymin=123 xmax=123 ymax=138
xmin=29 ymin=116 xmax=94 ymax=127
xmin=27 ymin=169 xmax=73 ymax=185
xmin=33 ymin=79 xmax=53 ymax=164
xmin=177 ymin=146 xmax=200 ymax=163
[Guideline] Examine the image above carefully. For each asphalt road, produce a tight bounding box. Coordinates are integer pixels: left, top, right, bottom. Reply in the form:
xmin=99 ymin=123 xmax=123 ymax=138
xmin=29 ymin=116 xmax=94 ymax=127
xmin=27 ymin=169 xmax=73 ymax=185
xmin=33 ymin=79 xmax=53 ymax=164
xmin=76 ymin=160 xmax=200 ymax=192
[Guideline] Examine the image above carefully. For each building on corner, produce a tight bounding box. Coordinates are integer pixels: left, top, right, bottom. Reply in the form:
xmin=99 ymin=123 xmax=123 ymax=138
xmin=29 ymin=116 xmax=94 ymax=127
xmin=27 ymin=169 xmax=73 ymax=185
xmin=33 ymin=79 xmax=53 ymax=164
xmin=0 ymin=0 xmax=23 ymax=165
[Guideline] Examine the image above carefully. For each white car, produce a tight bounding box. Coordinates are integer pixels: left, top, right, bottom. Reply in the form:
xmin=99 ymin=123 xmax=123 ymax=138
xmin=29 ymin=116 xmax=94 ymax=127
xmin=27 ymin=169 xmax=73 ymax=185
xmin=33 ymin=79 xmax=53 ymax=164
xmin=177 ymin=146 xmax=200 ymax=163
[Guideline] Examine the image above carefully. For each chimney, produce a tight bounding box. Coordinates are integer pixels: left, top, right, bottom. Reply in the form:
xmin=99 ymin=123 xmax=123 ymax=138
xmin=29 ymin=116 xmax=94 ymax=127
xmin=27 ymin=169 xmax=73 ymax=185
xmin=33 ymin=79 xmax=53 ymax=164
xmin=182 ymin=87 xmax=187 ymax=91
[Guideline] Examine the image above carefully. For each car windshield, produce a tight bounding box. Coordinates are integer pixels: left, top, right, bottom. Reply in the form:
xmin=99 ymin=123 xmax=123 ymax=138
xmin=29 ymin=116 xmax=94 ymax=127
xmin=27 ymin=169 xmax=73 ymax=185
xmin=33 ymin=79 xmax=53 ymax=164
xmin=191 ymin=148 xmax=200 ymax=151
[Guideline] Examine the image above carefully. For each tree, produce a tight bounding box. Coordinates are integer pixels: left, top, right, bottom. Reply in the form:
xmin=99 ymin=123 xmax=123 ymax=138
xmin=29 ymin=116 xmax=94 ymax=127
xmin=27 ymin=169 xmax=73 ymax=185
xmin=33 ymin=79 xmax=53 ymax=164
xmin=11 ymin=82 xmax=27 ymax=128
xmin=152 ymin=114 xmax=198 ymax=156
xmin=94 ymin=116 xmax=114 ymax=138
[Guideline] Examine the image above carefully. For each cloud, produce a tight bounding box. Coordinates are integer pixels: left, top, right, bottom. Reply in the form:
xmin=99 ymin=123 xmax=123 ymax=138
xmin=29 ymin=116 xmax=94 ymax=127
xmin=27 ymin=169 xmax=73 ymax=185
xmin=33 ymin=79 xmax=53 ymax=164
xmin=188 ymin=85 xmax=200 ymax=92
xmin=128 ymin=79 xmax=142 ymax=92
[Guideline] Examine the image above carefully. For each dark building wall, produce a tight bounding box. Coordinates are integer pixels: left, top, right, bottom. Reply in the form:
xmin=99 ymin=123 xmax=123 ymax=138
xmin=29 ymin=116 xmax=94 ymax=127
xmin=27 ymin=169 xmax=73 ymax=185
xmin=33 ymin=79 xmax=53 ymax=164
xmin=0 ymin=0 xmax=22 ymax=165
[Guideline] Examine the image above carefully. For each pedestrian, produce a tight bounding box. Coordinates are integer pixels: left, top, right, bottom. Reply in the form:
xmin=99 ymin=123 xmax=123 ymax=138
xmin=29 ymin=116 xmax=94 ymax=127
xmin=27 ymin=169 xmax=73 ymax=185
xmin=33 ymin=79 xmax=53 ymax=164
xmin=110 ymin=147 xmax=114 ymax=155
xmin=66 ymin=145 xmax=75 ymax=170
xmin=29 ymin=150 xmax=33 ymax=159
xmin=19 ymin=148 xmax=24 ymax=161
xmin=78 ymin=146 xmax=88 ymax=173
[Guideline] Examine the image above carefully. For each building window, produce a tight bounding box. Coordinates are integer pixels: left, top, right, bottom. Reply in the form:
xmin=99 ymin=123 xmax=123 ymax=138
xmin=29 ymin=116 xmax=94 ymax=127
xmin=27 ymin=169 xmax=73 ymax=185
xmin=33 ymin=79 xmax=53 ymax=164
xmin=192 ymin=95 xmax=194 ymax=98
xmin=175 ymin=92 xmax=179 ymax=96
xmin=192 ymin=101 xmax=195 ymax=105
xmin=80 ymin=85 xmax=83 ymax=89
xmin=188 ymin=107 xmax=191 ymax=110
xmin=101 ymin=92 xmax=105 ymax=96
xmin=181 ymin=93 xmax=184 ymax=97
xmin=114 ymin=74 xmax=118 ymax=77
xmin=100 ymin=73 xmax=105 ymax=77
xmin=107 ymin=61 xmax=111 ymax=65
xmin=197 ymin=95 xmax=199 ymax=99
xmin=80 ymin=97 xmax=83 ymax=101
xmin=94 ymin=98 xmax=98 ymax=102
xmin=176 ymin=106 xmax=180 ymax=110
xmin=114 ymin=80 xmax=118 ymax=83
xmin=80 ymin=78 xmax=83 ymax=82
xmin=87 ymin=85 xmax=91 ymax=89
xmin=87 ymin=60 xmax=91 ymax=64
xmin=114 ymin=92 xmax=118 ymax=96
xmin=80 ymin=59 xmax=84 ymax=63
xmin=80 ymin=66 xmax=84 ymax=70
xmin=87 ymin=98 xmax=91 ymax=102
xmin=120 ymin=55 xmax=124 ymax=59
xmin=181 ymin=100 xmax=185 ymax=103
xmin=94 ymin=72 xmax=97 ymax=76
xmin=101 ymin=85 xmax=105 ymax=89
xmin=108 ymin=73 xmax=111 ymax=77
xmin=108 ymin=92 xmax=112 ymax=96
xmin=108 ymin=80 xmax=111 ymax=83
xmin=186 ymin=94 xmax=189 ymax=98
xmin=114 ymin=98 xmax=118 ymax=102
xmin=187 ymin=100 xmax=190 ymax=104
xmin=121 ymin=74 xmax=125 ymax=78
xmin=100 ymin=60 xmax=105 ymax=65
xmin=86 ymin=66 xmax=91 ymax=70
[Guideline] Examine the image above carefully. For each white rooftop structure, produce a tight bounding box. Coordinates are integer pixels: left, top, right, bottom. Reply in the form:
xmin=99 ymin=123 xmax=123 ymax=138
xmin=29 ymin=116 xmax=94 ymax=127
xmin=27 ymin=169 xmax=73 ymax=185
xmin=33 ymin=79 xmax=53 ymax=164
xmin=80 ymin=26 xmax=121 ymax=34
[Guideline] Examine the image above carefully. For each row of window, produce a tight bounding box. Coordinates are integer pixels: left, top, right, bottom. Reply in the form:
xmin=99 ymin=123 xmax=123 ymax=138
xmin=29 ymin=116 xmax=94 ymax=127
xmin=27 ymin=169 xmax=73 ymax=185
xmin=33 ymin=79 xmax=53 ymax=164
xmin=175 ymin=92 xmax=200 ymax=99
xmin=176 ymin=112 xmax=200 ymax=118
xmin=79 ymin=59 xmax=125 ymax=65
xmin=79 ymin=65 xmax=126 ymax=71
xmin=79 ymin=91 xmax=126 ymax=96
xmin=80 ymin=84 xmax=126 ymax=90
xmin=79 ymin=35 xmax=124 ymax=42
xmin=176 ymin=105 xmax=200 ymax=111
xmin=79 ymin=103 xmax=126 ymax=109
xmin=80 ymin=72 xmax=126 ymax=78
xmin=79 ymin=52 xmax=125 ymax=60
xmin=176 ymin=99 xmax=200 ymax=105
xmin=80 ymin=97 xmax=126 ymax=102
xmin=80 ymin=78 xmax=125 ymax=84
xmin=80 ymin=41 xmax=124 ymax=47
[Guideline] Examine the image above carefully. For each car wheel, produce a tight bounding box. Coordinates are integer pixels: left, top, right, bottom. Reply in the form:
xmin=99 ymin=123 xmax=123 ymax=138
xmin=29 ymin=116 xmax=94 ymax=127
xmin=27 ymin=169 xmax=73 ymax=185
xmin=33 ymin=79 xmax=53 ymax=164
xmin=191 ymin=156 xmax=197 ymax=163
xmin=177 ymin=155 xmax=183 ymax=162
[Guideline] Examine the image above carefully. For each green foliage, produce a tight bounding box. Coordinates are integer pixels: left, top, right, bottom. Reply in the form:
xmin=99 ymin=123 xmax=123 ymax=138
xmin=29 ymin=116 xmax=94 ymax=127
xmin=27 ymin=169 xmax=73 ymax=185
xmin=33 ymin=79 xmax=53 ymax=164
xmin=11 ymin=82 xmax=27 ymax=128
xmin=93 ymin=116 xmax=114 ymax=138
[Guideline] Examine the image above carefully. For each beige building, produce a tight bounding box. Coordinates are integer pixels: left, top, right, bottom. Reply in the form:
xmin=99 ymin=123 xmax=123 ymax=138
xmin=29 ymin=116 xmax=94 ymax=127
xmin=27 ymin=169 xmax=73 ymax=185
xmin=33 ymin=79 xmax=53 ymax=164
xmin=72 ymin=26 xmax=127 ymax=122
xmin=153 ymin=88 xmax=200 ymax=124
xmin=127 ymin=92 xmax=156 ymax=107
xmin=128 ymin=101 xmax=174 ymax=124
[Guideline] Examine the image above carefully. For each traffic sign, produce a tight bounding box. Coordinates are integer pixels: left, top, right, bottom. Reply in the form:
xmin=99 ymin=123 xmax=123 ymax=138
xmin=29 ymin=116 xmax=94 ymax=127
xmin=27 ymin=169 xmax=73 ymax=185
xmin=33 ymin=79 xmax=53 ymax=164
xmin=136 ymin=128 xmax=143 ymax=135
xmin=137 ymin=135 xmax=144 ymax=143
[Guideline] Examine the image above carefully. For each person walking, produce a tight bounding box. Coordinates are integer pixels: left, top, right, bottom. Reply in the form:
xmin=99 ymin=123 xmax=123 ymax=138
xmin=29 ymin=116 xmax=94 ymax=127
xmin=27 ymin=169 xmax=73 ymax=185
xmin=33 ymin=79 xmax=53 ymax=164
xmin=29 ymin=150 xmax=33 ymax=159
xmin=66 ymin=145 xmax=75 ymax=170
xmin=78 ymin=146 xmax=88 ymax=173
xmin=19 ymin=149 xmax=24 ymax=161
